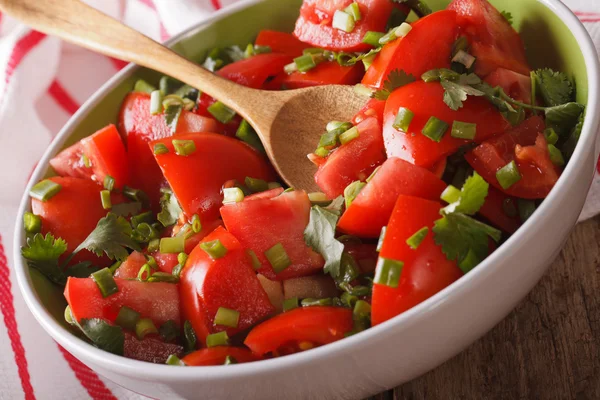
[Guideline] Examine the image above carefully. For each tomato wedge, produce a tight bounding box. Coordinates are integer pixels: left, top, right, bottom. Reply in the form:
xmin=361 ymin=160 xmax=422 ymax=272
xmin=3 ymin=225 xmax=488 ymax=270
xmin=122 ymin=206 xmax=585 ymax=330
xmin=181 ymin=226 xmax=274 ymax=345
xmin=255 ymin=30 xmax=311 ymax=57
xmin=383 ymin=81 xmax=511 ymax=168
xmin=447 ymin=0 xmax=530 ymax=76
xmin=281 ymin=61 xmax=364 ymax=89
xmin=151 ymin=132 xmax=274 ymax=222
xmin=217 ymin=53 xmax=293 ymax=89
xmin=221 ymin=190 xmax=324 ymax=281
xmin=124 ymin=333 xmax=184 ymax=364
xmin=338 ymin=158 xmax=447 ymax=238
xmin=182 ymin=347 xmax=261 ymax=366
xmin=114 ymin=251 xmax=146 ymax=279
xmin=64 ymin=277 xmax=180 ymax=326
xmin=352 ymin=98 xmax=385 ymax=126
xmin=485 ymin=68 xmax=532 ymax=104
xmin=362 ymin=10 xmax=459 ymax=89
xmin=478 ymin=186 xmax=521 ymax=233
xmin=371 ymin=195 xmax=463 ymax=325
xmin=244 ymin=306 xmax=353 ymax=356
xmin=315 ymin=117 xmax=385 ymax=198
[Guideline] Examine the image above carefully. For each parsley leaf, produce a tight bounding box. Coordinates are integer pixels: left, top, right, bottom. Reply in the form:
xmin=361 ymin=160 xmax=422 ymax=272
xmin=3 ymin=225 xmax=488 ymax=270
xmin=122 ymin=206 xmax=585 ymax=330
xmin=21 ymin=233 xmax=67 ymax=285
xmin=157 ymin=190 xmax=182 ymax=227
xmin=74 ymin=213 xmax=141 ymax=261
xmin=443 ymin=172 xmax=489 ymax=215
xmin=79 ymin=318 xmax=124 ymax=355
xmin=501 ymin=11 xmax=513 ymax=25
xmin=532 ymin=68 xmax=574 ymax=107
xmin=371 ymin=70 xmax=416 ymax=101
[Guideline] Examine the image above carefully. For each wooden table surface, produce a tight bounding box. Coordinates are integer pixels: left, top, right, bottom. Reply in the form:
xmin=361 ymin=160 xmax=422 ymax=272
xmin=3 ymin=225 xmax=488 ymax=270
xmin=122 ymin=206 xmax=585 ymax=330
xmin=368 ymin=216 xmax=600 ymax=400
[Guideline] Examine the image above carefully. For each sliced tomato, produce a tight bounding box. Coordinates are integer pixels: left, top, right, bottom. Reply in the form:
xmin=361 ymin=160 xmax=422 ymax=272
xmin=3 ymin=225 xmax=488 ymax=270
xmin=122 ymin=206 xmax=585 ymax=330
xmin=362 ymin=10 xmax=458 ymax=89
xmin=315 ymin=117 xmax=385 ymax=198
xmin=429 ymin=157 xmax=447 ymax=179
xmin=245 ymin=187 xmax=285 ymax=201
xmin=118 ymin=92 xmax=221 ymax=208
xmin=371 ymin=195 xmax=463 ymax=325
xmin=293 ymin=0 xmax=410 ymax=52
xmin=281 ymin=61 xmax=364 ymax=89
xmin=244 ymin=306 xmax=353 ymax=356
xmin=64 ymin=277 xmax=180 ymax=326
xmin=221 ymin=190 xmax=324 ymax=280
xmin=383 ymin=81 xmax=511 ymax=168
xmin=478 ymin=186 xmax=521 ymax=233
xmin=352 ymin=98 xmax=385 ymax=126
xmin=194 ymin=93 xmax=243 ymax=137
xmin=465 ymin=116 xmax=558 ymax=198
xmin=485 ymin=68 xmax=532 ymax=104
xmin=124 ymin=333 xmax=184 ymax=364
xmin=217 ymin=53 xmax=293 ymax=89
xmin=181 ymin=226 xmax=274 ymax=345
xmin=182 ymin=347 xmax=261 ymax=366
xmin=255 ymin=30 xmax=311 ymax=57
xmin=338 ymin=158 xmax=447 ymax=238
xmin=114 ymin=251 xmax=146 ymax=279
xmin=447 ymin=0 xmax=530 ymax=76
xmin=151 ymin=132 xmax=274 ymax=222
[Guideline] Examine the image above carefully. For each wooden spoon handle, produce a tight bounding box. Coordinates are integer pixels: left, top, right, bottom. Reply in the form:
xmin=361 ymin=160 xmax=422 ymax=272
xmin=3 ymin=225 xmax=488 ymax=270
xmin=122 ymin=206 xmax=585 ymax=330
xmin=0 ymin=0 xmax=258 ymax=110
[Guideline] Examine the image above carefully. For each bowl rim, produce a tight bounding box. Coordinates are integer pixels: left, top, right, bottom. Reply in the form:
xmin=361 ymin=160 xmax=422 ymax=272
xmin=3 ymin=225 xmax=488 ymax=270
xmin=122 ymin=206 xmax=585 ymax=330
xmin=12 ymin=0 xmax=600 ymax=381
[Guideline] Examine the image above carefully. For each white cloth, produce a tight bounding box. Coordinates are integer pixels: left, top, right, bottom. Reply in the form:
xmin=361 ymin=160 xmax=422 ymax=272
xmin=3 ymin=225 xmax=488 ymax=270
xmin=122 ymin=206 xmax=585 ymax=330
xmin=0 ymin=1 xmax=598 ymax=399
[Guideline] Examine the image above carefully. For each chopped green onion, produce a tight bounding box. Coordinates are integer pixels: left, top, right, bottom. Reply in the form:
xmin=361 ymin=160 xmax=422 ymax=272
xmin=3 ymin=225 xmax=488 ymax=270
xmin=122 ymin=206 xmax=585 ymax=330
xmin=339 ymin=127 xmax=359 ymax=145
xmin=517 ymin=199 xmax=536 ymax=222
xmin=108 ymin=260 xmax=122 ymax=275
xmin=135 ymin=318 xmax=158 ymax=340
xmin=137 ymin=264 xmax=152 ymax=281
xmin=344 ymin=181 xmax=366 ymax=209
xmin=153 ymin=143 xmax=169 ymax=155
xmin=182 ymin=98 xmax=195 ymax=111
xmin=103 ymin=175 xmax=115 ymax=192
xmin=247 ymin=249 xmax=261 ymax=270
xmin=159 ymin=320 xmax=179 ymax=342
xmin=548 ymin=144 xmax=565 ymax=167
xmin=191 ymin=214 xmax=202 ymax=233
xmin=146 ymin=255 xmax=158 ymax=270
xmin=301 ymin=298 xmax=333 ymax=307
xmin=351 ymin=300 xmax=371 ymax=333
xmin=160 ymin=236 xmax=185 ymax=254
xmin=332 ymin=10 xmax=355 ymax=33
xmin=264 ymin=243 xmax=291 ymax=273
xmin=283 ymin=297 xmax=299 ymax=312
xmin=115 ymin=306 xmax=140 ymax=331
xmin=496 ymin=160 xmax=522 ymax=190
xmin=175 ymin=253 xmax=187 ymax=268
xmin=392 ymin=107 xmax=414 ymax=132
xmin=64 ymin=305 xmax=76 ymax=326
xmin=162 ymin=94 xmax=184 ymax=109
xmin=376 ymin=226 xmax=387 ymax=252
xmin=150 ymin=90 xmax=163 ymax=115
xmin=284 ymin=62 xmax=298 ymax=74
xmin=30 ymin=179 xmax=62 ymax=202
xmin=327 ymin=121 xmax=353 ymax=133
xmin=174 ymin=84 xmax=199 ymax=101
xmin=172 ymin=139 xmax=196 ymax=156
xmin=451 ymin=50 xmax=476 ymax=69
xmin=147 ymin=272 xmax=179 ymax=283
xmin=135 ymin=222 xmax=159 ymax=242
xmin=502 ymin=198 xmax=518 ymax=218
xmin=394 ymin=22 xmax=412 ymax=38
xmin=362 ymin=31 xmax=384 ymax=47
xmin=131 ymin=211 xmax=153 ymax=228
xmin=354 ymin=84 xmax=374 ymax=97
xmin=214 ymin=307 xmax=240 ymax=328
xmin=23 ymin=212 xmax=41 ymax=234
xmin=374 ymin=258 xmax=403 ymax=288
xmin=451 ymin=121 xmax=477 ymax=140
xmin=344 ymin=2 xmax=361 ymax=21
xmin=378 ymin=30 xmax=396 ymax=45
xmin=544 ymin=128 xmax=559 ymax=145
xmin=82 ymin=154 xmax=91 ymax=168
xmin=159 ymin=76 xmax=181 ymax=96
xmin=207 ymin=101 xmax=236 ymax=124
xmin=318 ymin=130 xmax=340 ymax=149
xmin=268 ymin=182 xmax=282 ymax=190
xmin=224 ymin=356 xmax=237 ymax=365
xmin=406 ymin=227 xmax=429 ymax=250
xmin=422 ymin=116 xmax=449 ymax=142
xmin=206 ymin=331 xmax=229 ymax=347
xmin=123 ymin=186 xmax=149 ymax=205
xmin=91 ymin=268 xmax=119 ymax=298
xmin=314 ymin=147 xmax=329 ymax=157
xmin=294 ymin=54 xmax=317 ymax=73
xmin=362 ymin=53 xmax=377 ymax=70
xmin=236 ymin=120 xmax=265 ymax=153
xmin=308 ymin=192 xmax=329 ymax=204
xmin=366 ymin=166 xmax=381 ymax=183
xmin=183 ymin=320 xmax=197 ymax=352
xmin=166 ymin=354 xmax=185 ymax=366
xmin=134 ymin=79 xmax=156 ymax=94
xmin=245 ymin=177 xmax=269 ymax=193
xmin=100 ymin=190 xmax=112 ymax=210
xmin=172 ymin=263 xmax=183 ymax=278
xmin=441 ymin=185 xmax=461 ymax=204
xmin=200 ymin=239 xmax=228 ymax=260
xmin=147 ymin=238 xmax=160 ymax=253
xmin=223 ymin=187 xmax=245 ymax=204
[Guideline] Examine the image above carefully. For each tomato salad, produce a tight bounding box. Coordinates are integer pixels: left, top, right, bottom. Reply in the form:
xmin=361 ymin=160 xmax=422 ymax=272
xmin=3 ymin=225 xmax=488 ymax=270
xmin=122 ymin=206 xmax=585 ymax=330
xmin=22 ymin=0 xmax=585 ymax=366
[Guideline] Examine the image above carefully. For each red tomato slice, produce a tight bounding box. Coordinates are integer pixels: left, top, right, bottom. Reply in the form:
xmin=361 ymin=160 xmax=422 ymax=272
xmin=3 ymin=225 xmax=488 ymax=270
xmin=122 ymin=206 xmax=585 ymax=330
xmin=478 ymin=186 xmax=521 ymax=233
xmin=151 ymin=132 xmax=274 ymax=222
xmin=245 ymin=187 xmax=285 ymax=201
xmin=217 ymin=53 xmax=293 ymax=89
xmin=281 ymin=61 xmax=364 ymax=89
xmin=465 ymin=115 xmax=558 ymax=198
xmin=118 ymin=92 xmax=221 ymax=208
xmin=64 ymin=277 xmax=180 ymax=327
xmin=338 ymin=158 xmax=447 ymax=238
xmin=221 ymin=190 xmax=324 ymax=281
xmin=244 ymin=306 xmax=353 ymax=356
xmin=362 ymin=10 xmax=458 ymax=89
xmin=181 ymin=226 xmax=274 ymax=345
xmin=255 ymin=30 xmax=312 ymax=57
xmin=182 ymin=347 xmax=261 ymax=366
xmin=315 ymin=117 xmax=385 ymax=198
xmin=429 ymin=157 xmax=447 ymax=179
xmin=447 ymin=0 xmax=530 ymax=76
xmin=352 ymin=98 xmax=385 ymax=126
xmin=383 ymin=81 xmax=511 ymax=168
xmin=371 ymin=195 xmax=463 ymax=325
xmin=293 ymin=0 xmax=410 ymax=52
xmin=194 ymin=93 xmax=243 ymax=137
xmin=124 ymin=333 xmax=184 ymax=364
xmin=485 ymin=68 xmax=532 ymax=104
xmin=114 ymin=251 xmax=146 ymax=279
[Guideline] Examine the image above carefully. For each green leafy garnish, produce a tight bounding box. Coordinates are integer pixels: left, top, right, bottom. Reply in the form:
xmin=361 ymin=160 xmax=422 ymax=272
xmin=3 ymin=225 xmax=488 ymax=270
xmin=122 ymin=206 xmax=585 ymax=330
xmin=79 ymin=318 xmax=124 ymax=355
xmin=74 ymin=213 xmax=141 ymax=261
xmin=21 ymin=233 xmax=67 ymax=285
xmin=562 ymin=112 xmax=584 ymax=160
xmin=66 ymin=261 xmax=101 ymax=279
xmin=443 ymin=172 xmax=489 ymax=215
xmin=157 ymin=190 xmax=182 ymax=227
xmin=545 ymin=102 xmax=585 ymax=137
xmin=532 ymin=68 xmax=574 ymax=107
xmin=183 ymin=320 xmax=197 ymax=353
xmin=391 ymin=0 xmax=432 ymax=17
xmin=371 ymin=70 xmax=416 ymax=101
xmin=164 ymin=104 xmax=182 ymax=133
xmin=111 ymin=201 xmax=142 ymax=217
xmin=500 ymin=11 xmax=513 ymax=25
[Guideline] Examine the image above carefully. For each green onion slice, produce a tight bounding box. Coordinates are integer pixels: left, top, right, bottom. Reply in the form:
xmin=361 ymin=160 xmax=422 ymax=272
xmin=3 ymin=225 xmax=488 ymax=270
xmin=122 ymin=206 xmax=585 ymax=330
xmin=451 ymin=121 xmax=477 ymax=140
xmin=362 ymin=31 xmax=384 ymax=47
xmin=374 ymin=258 xmax=403 ymax=288
xmin=344 ymin=2 xmax=361 ymax=21
xmin=23 ymin=212 xmax=41 ymax=234
xmin=206 ymin=331 xmax=229 ymax=348
xmin=115 ymin=306 xmax=140 ymax=331
xmin=548 ymin=144 xmax=565 ymax=167
xmin=223 ymin=187 xmax=245 ymax=204
xmin=496 ymin=160 xmax=522 ymax=190
xmin=339 ymin=127 xmax=359 ymax=145
xmin=393 ymin=107 xmax=414 ymax=132
xmin=103 ymin=175 xmax=115 ymax=191
xmin=153 ymin=143 xmax=169 ymax=155
xmin=264 ymin=243 xmax=291 ymax=273
xmin=332 ymin=10 xmax=356 ymax=33
xmin=283 ymin=297 xmax=299 ymax=312
xmin=91 ymin=268 xmax=119 ymax=298
xmin=166 ymin=354 xmax=185 ymax=366
xmin=207 ymin=101 xmax=236 ymax=124
xmin=200 ymin=239 xmax=228 ymax=260
xmin=245 ymin=177 xmax=269 ymax=193
xmin=236 ymin=120 xmax=265 ymax=153
xmin=135 ymin=318 xmax=158 ymax=340
xmin=451 ymin=50 xmax=476 ymax=69
xmin=150 ymin=90 xmax=163 ymax=115
xmin=100 ymin=190 xmax=112 ymax=210
xmin=30 ymin=179 xmax=62 ymax=202
xmin=172 ymin=139 xmax=196 ymax=156
xmin=440 ymin=185 xmax=461 ymax=204
xmin=160 ymin=236 xmax=185 ymax=254
xmin=191 ymin=214 xmax=202 ymax=233
xmin=294 ymin=54 xmax=317 ymax=73
xmin=422 ymin=116 xmax=449 ymax=142
xmin=214 ymin=307 xmax=240 ymax=328
xmin=247 ymin=249 xmax=261 ymax=270
xmin=137 ymin=264 xmax=152 ymax=282
xmin=406 ymin=227 xmax=429 ymax=250
xmin=134 ymin=79 xmax=156 ymax=94
xmin=376 ymin=226 xmax=387 ymax=252
xmin=301 ymin=298 xmax=333 ymax=307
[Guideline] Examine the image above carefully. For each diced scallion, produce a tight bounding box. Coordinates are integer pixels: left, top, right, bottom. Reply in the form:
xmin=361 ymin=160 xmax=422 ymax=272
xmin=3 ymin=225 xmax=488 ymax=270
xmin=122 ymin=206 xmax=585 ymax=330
xmin=315 ymin=147 xmax=329 ymax=157
xmin=162 ymin=94 xmax=184 ymax=109
xmin=135 ymin=318 xmax=158 ymax=340
xmin=392 ymin=107 xmax=414 ymax=132
xmin=394 ymin=22 xmax=412 ymax=38
xmin=441 ymin=185 xmax=461 ymax=204
xmin=327 ymin=121 xmax=353 ymax=133
xmin=294 ymin=54 xmax=317 ymax=73
xmin=91 ymin=268 xmax=119 ymax=298
xmin=214 ymin=307 xmax=240 ymax=328
xmin=160 ymin=236 xmax=185 ymax=254
xmin=406 ymin=227 xmax=429 ymax=250
xmin=206 ymin=331 xmax=229 ymax=347
xmin=200 ymin=239 xmax=228 ymax=259
xmin=308 ymin=192 xmax=329 ymax=204
xmin=191 ymin=214 xmax=202 ymax=233
xmin=137 ymin=264 xmax=152 ymax=281
xmin=172 ymin=139 xmax=196 ymax=156
xmin=30 ymin=180 xmax=62 ymax=202
xmin=422 ymin=116 xmax=449 ymax=142
xmin=247 ymin=249 xmax=261 ymax=270
xmin=245 ymin=177 xmax=268 ymax=193
xmin=224 ymin=356 xmax=237 ymax=365
xmin=177 ymin=252 xmax=188 ymax=267
xmin=544 ymin=128 xmax=559 ymax=145
xmin=548 ymin=144 xmax=565 ymax=167
xmin=284 ymin=62 xmax=298 ymax=74
xmin=318 ymin=130 xmax=340 ymax=149
xmin=344 ymin=2 xmax=361 ymax=21
xmin=339 ymin=127 xmax=359 ymax=145
xmin=153 ymin=143 xmax=169 ymax=155
xmin=223 ymin=187 xmax=245 ymax=204
xmin=150 ymin=90 xmax=163 ymax=115
xmin=134 ymin=79 xmax=156 ymax=94
xmin=332 ymin=10 xmax=356 ymax=33
xmin=301 ymin=298 xmax=333 ymax=307
xmin=115 ymin=306 xmax=140 ymax=331
xmin=23 ymin=212 xmax=41 ymax=234
xmin=362 ymin=31 xmax=384 ymax=47
xmin=103 ymin=175 xmax=115 ymax=192
xmin=451 ymin=121 xmax=477 ymax=140
xmin=207 ymin=101 xmax=236 ymax=124
xmin=236 ymin=120 xmax=264 ymax=153
xmin=451 ymin=50 xmax=476 ymax=69
xmin=376 ymin=226 xmax=387 ymax=252
xmin=517 ymin=199 xmax=536 ymax=222
xmin=374 ymin=258 xmax=403 ymax=288
xmin=100 ymin=190 xmax=112 ymax=210
xmin=344 ymin=181 xmax=366 ymax=209
xmin=264 ymin=243 xmax=291 ymax=273
xmin=166 ymin=355 xmax=185 ymax=366
xmin=283 ymin=297 xmax=299 ymax=312
xmin=496 ymin=160 xmax=522 ymax=190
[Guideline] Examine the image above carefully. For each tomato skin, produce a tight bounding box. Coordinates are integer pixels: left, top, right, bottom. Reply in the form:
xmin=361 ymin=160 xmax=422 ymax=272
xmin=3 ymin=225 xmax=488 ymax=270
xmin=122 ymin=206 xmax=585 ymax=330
xmin=64 ymin=277 xmax=180 ymax=326
xmin=217 ymin=53 xmax=293 ymax=89
xmin=485 ymin=68 xmax=532 ymax=104
xmin=362 ymin=10 xmax=458 ymax=89
xmin=478 ymin=186 xmax=521 ymax=233
xmin=244 ymin=306 xmax=353 ymax=356
xmin=371 ymin=195 xmax=463 ymax=326
xmin=338 ymin=158 xmax=447 ymax=238
xmin=114 ymin=251 xmax=146 ymax=279
xmin=383 ymin=81 xmax=511 ymax=168
xmin=255 ymin=30 xmax=311 ymax=57
xmin=281 ymin=61 xmax=364 ymax=89
xmin=182 ymin=347 xmax=261 ymax=366
xmin=221 ymin=190 xmax=324 ymax=281
xmin=181 ymin=226 xmax=274 ymax=345
xmin=429 ymin=157 xmax=447 ymax=179
xmin=352 ymin=99 xmax=385 ymax=126
xmin=151 ymin=132 xmax=274 ymax=223
xmin=315 ymin=117 xmax=385 ymax=198
xmin=124 ymin=333 xmax=184 ymax=364
xmin=447 ymin=0 xmax=529 ymax=76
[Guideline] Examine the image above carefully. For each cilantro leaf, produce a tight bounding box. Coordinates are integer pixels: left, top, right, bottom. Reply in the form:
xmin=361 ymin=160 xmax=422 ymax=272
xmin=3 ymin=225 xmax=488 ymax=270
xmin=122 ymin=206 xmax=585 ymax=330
xmin=79 ymin=318 xmax=124 ymax=355
xmin=443 ymin=172 xmax=489 ymax=215
xmin=74 ymin=213 xmax=141 ymax=261
xmin=371 ymin=70 xmax=416 ymax=101
xmin=501 ymin=11 xmax=513 ymax=25
xmin=21 ymin=233 xmax=67 ymax=285
xmin=440 ymin=74 xmax=485 ymax=110
xmin=545 ymin=102 xmax=585 ymax=137
xmin=562 ymin=111 xmax=584 ymax=160
xmin=157 ymin=190 xmax=182 ymax=227
xmin=532 ymin=68 xmax=574 ymax=107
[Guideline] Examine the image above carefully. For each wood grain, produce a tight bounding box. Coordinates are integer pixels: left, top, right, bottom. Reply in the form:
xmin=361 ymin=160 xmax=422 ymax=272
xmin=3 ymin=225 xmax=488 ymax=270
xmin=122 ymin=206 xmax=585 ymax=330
xmin=368 ymin=216 xmax=600 ymax=400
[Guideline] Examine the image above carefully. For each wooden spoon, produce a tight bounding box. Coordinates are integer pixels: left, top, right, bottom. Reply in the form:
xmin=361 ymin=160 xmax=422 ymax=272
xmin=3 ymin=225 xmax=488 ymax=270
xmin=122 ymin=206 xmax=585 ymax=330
xmin=0 ymin=0 xmax=367 ymax=191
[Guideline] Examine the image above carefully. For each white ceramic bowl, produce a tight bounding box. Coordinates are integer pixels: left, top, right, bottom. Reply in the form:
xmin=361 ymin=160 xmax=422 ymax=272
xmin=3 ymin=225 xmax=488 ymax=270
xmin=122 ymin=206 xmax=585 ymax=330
xmin=13 ymin=0 xmax=600 ymax=399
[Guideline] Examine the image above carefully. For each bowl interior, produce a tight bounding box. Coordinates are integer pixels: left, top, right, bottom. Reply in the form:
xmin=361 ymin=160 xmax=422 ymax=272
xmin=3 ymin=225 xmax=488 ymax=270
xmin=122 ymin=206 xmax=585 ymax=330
xmin=25 ymin=0 xmax=590 ymax=342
